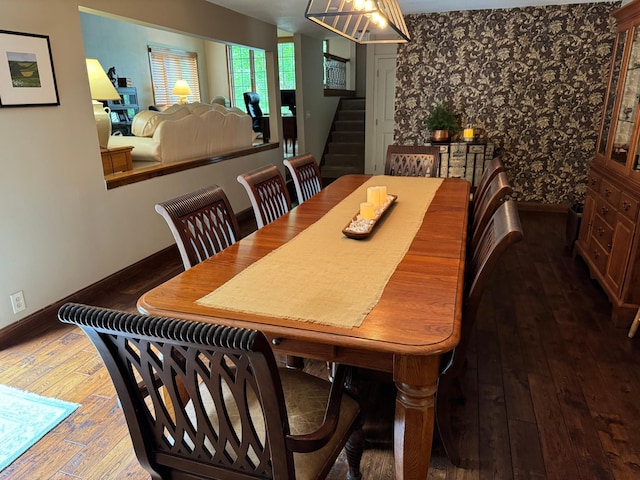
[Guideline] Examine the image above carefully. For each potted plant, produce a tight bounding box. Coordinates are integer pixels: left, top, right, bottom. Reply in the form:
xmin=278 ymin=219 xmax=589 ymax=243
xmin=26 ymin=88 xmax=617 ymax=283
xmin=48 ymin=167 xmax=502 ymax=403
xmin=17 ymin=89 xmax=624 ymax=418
xmin=425 ymin=102 xmax=460 ymax=142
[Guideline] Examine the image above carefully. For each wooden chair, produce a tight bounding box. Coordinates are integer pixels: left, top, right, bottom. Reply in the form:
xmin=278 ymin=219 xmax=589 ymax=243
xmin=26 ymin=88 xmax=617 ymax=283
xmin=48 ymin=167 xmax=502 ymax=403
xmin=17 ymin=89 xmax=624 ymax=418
xmin=472 ymin=156 xmax=505 ymax=204
xmin=155 ymin=185 xmax=240 ymax=270
xmin=470 ymin=170 xmax=513 ymax=251
xmin=436 ymin=200 xmax=523 ymax=465
xmin=284 ymin=153 xmax=323 ymax=204
xmin=238 ymin=164 xmax=292 ymax=229
xmin=384 ymin=145 xmax=441 ymax=177
xmin=58 ymin=303 xmax=365 ymax=480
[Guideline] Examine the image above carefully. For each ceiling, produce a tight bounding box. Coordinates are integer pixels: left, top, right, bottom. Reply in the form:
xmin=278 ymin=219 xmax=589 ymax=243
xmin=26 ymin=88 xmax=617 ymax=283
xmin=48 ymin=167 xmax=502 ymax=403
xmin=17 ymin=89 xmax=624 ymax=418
xmin=206 ymin=0 xmax=617 ymax=39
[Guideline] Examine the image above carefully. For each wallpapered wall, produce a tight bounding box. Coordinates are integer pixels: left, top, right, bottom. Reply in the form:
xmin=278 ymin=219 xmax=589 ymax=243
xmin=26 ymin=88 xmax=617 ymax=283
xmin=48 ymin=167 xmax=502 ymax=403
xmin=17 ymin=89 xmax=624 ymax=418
xmin=394 ymin=3 xmax=620 ymax=204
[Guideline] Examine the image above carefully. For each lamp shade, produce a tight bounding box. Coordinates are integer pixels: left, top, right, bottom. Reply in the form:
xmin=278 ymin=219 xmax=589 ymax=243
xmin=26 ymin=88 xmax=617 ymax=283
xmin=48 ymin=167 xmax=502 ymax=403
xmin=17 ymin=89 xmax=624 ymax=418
xmin=305 ymin=0 xmax=410 ymax=44
xmin=85 ymin=59 xmax=120 ymax=101
xmin=86 ymin=59 xmax=120 ymax=149
xmin=172 ymin=79 xmax=192 ymax=104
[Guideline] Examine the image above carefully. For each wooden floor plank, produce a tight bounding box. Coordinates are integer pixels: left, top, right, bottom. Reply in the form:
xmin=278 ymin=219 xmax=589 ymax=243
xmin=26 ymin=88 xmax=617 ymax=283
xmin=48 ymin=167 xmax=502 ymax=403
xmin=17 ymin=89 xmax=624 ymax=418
xmin=528 ymin=372 xmax=581 ymax=480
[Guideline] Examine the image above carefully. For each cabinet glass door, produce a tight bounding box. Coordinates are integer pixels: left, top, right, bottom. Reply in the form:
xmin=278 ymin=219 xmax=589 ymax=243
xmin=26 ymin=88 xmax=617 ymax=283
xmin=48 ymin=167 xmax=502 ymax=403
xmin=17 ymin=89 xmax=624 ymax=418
xmin=613 ymin=28 xmax=640 ymax=166
xmin=599 ymin=30 xmax=627 ymax=156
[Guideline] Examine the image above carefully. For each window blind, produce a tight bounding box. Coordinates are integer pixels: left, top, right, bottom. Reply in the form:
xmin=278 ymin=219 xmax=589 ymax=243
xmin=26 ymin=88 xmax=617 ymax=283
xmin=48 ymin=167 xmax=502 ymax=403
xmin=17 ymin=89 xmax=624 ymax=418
xmin=148 ymin=46 xmax=201 ymax=107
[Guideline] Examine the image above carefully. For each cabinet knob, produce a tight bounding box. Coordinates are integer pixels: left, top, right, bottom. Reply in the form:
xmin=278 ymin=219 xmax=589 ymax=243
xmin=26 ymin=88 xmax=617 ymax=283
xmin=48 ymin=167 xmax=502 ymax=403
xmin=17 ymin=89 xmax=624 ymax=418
xmin=597 ymin=227 xmax=604 ymax=236
xmin=623 ymin=201 xmax=631 ymax=211
xmin=604 ymin=188 xmax=611 ymax=196
xmin=593 ymin=251 xmax=600 ymax=259
xmin=271 ymin=337 xmax=282 ymax=346
xmin=590 ymin=178 xmax=597 ymax=186
xmin=601 ymin=206 xmax=608 ymax=215
xmin=608 ymin=242 xmax=613 ymax=249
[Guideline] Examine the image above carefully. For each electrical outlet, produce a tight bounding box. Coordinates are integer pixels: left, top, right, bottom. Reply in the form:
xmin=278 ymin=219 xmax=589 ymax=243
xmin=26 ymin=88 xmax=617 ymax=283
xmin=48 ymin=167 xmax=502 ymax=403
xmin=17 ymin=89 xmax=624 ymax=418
xmin=10 ymin=291 xmax=26 ymax=314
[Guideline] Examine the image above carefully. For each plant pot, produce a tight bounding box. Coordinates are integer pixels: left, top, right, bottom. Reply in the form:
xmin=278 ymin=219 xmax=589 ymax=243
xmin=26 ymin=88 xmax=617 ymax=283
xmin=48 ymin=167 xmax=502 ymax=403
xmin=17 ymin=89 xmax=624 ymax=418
xmin=432 ymin=130 xmax=449 ymax=142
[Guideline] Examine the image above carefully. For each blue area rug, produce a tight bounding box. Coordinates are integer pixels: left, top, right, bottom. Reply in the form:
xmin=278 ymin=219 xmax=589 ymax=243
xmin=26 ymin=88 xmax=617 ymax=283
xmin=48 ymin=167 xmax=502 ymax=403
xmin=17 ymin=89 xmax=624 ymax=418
xmin=0 ymin=385 xmax=80 ymax=471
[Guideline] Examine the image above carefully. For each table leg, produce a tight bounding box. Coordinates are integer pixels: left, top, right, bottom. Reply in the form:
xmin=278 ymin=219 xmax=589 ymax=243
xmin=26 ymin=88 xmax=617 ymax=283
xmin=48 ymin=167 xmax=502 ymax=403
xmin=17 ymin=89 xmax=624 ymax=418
xmin=393 ymin=355 xmax=440 ymax=480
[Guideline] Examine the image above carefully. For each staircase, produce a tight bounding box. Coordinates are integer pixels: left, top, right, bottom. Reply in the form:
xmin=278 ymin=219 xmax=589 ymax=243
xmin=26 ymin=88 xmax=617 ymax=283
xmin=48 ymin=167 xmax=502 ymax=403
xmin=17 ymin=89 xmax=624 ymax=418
xmin=320 ymin=98 xmax=365 ymax=181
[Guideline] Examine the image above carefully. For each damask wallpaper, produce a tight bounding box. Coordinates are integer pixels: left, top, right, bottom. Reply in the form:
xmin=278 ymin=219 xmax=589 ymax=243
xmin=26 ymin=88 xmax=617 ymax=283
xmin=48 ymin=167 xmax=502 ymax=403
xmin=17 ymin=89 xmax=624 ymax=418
xmin=394 ymin=3 xmax=620 ymax=204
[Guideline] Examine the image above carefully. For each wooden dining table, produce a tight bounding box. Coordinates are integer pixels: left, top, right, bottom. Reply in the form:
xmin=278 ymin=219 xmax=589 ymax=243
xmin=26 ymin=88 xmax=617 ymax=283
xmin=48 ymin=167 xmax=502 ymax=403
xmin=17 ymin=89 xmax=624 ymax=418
xmin=138 ymin=174 xmax=470 ymax=479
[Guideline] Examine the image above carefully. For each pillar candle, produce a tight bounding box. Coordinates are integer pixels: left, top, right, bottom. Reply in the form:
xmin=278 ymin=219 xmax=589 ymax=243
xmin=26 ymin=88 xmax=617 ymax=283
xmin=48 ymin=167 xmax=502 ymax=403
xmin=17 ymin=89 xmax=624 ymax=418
xmin=463 ymin=128 xmax=474 ymax=139
xmin=367 ymin=187 xmax=381 ymax=209
xmin=378 ymin=185 xmax=388 ymax=206
xmin=360 ymin=202 xmax=375 ymax=220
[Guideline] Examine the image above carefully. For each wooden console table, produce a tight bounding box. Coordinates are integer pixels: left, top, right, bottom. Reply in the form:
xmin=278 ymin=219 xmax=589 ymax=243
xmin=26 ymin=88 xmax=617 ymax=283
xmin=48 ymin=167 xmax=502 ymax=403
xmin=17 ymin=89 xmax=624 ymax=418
xmin=101 ymin=145 xmax=133 ymax=176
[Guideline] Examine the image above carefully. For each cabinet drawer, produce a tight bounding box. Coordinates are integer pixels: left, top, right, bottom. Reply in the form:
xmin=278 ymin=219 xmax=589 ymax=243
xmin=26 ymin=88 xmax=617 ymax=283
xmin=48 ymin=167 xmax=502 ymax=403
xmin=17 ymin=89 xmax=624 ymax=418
xmin=587 ymin=171 xmax=601 ymax=191
xmin=599 ymin=178 xmax=621 ymax=207
xmin=619 ymin=192 xmax=639 ymax=221
xmin=592 ymin=214 xmax=614 ymax=252
xmin=109 ymin=150 xmax=133 ymax=173
xmin=588 ymin=237 xmax=609 ymax=275
xmin=595 ymin=197 xmax=616 ymax=226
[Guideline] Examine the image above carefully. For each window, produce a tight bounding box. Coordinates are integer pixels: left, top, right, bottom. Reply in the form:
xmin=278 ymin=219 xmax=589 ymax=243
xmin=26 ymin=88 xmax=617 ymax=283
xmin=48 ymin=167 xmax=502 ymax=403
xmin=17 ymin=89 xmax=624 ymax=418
xmin=278 ymin=41 xmax=295 ymax=90
xmin=227 ymin=45 xmax=269 ymax=113
xmin=148 ymin=46 xmax=201 ymax=107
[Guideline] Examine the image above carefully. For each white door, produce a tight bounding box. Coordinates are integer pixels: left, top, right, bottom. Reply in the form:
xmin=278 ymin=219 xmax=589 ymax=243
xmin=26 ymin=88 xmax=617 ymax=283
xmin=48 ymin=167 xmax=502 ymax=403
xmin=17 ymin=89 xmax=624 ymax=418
xmin=365 ymin=45 xmax=397 ymax=174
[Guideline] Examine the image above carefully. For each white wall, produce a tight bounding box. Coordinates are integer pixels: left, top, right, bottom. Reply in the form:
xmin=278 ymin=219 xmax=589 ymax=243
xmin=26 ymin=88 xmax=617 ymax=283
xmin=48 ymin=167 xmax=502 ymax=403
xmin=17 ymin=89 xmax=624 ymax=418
xmin=295 ymin=33 xmax=340 ymax=162
xmin=0 ymin=0 xmax=282 ymax=329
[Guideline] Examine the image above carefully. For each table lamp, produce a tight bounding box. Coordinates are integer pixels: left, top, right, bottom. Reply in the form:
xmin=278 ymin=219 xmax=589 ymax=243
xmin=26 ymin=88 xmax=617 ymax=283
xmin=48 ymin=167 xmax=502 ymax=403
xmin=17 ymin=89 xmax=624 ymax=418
xmin=86 ymin=59 xmax=120 ymax=149
xmin=172 ymin=80 xmax=191 ymax=104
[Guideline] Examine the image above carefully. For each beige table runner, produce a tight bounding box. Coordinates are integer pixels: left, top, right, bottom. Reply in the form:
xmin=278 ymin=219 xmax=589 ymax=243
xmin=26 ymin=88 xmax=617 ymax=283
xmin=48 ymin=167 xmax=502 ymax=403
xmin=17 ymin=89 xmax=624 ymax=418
xmin=196 ymin=175 xmax=444 ymax=328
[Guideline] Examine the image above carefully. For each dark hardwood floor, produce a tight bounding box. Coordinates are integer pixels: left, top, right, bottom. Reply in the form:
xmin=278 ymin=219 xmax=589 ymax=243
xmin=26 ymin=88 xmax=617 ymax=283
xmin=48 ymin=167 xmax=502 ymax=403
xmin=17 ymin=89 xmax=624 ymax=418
xmin=1 ymin=210 xmax=640 ymax=479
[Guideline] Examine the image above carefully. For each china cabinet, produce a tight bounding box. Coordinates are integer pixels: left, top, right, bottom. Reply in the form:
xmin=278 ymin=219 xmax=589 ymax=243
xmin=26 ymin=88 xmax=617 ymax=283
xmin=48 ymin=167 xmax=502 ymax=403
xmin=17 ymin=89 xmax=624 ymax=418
xmin=575 ymin=0 xmax=640 ymax=327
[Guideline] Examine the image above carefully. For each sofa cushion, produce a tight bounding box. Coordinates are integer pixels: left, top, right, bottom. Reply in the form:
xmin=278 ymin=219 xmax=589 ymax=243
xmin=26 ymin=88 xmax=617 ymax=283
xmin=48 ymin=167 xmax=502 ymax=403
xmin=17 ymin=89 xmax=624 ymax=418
xmin=131 ymin=107 xmax=190 ymax=137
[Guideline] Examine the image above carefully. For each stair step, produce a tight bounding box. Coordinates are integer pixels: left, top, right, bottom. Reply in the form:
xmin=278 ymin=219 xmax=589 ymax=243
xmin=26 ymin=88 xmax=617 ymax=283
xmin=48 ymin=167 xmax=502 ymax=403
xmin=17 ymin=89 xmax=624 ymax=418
xmin=338 ymin=110 xmax=365 ymax=121
xmin=341 ymin=98 xmax=366 ymax=110
xmin=334 ymin=120 xmax=364 ymax=131
xmin=322 ymin=153 xmax=364 ymax=167
xmin=331 ymin=131 xmax=365 ymax=143
xmin=328 ymin=142 xmax=364 ymax=154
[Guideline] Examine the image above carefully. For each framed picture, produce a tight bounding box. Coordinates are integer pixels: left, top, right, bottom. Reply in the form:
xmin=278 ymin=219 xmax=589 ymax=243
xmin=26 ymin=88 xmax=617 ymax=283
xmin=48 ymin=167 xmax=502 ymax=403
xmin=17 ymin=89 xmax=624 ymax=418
xmin=0 ymin=30 xmax=59 ymax=107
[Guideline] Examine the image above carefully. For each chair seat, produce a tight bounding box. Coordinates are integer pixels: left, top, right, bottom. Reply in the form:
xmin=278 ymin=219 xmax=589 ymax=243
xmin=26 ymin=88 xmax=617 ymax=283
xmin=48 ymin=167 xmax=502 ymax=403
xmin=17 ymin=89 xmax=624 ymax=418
xmin=189 ymin=368 xmax=360 ymax=480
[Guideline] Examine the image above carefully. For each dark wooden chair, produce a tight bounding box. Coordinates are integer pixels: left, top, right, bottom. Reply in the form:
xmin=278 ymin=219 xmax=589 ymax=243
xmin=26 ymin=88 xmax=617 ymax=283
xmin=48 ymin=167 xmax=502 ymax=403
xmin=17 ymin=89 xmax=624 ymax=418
xmin=58 ymin=303 xmax=365 ymax=480
xmin=384 ymin=145 xmax=441 ymax=177
xmin=284 ymin=153 xmax=323 ymax=204
xmin=436 ymin=200 xmax=523 ymax=465
xmin=469 ymin=170 xmax=513 ymax=251
xmin=472 ymin=156 xmax=505 ymax=205
xmin=155 ymin=185 xmax=240 ymax=270
xmin=238 ymin=164 xmax=292 ymax=229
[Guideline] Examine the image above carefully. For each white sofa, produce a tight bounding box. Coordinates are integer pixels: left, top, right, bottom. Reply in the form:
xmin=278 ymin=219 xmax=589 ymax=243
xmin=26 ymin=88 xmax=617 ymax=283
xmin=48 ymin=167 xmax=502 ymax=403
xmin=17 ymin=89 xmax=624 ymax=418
xmin=108 ymin=102 xmax=256 ymax=164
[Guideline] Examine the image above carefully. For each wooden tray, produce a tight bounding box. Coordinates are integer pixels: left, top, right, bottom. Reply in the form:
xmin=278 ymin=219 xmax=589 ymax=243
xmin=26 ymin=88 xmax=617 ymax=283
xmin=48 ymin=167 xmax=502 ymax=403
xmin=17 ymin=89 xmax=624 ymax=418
xmin=342 ymin=194 xmax=397 ymax=239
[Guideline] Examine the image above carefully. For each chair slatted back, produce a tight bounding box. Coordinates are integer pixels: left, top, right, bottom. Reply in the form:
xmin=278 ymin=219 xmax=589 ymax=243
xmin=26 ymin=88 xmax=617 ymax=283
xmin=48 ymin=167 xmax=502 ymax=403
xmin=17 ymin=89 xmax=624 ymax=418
xmin=155 ymin=185 xmax=240 ymax=270
xmin=385 ymin=145 xmax=441 ymax=177
xmin=238 ymin=165 xmax=292 ymax=229
xmin=473 ymin=156 xmax=505 ymax=205
xmin=470 ymin=171 xmax=513 ymax=251
xmin=284 ymin=153 xmax=323 ymax=204
xmin=467 ymin=200 xmax=523 ymax=319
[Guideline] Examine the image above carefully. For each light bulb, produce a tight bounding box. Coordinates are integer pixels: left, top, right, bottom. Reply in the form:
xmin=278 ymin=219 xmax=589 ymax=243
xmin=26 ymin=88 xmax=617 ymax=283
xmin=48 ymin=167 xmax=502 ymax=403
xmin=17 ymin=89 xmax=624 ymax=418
xmin=371 ymin=12 xmax=387 ymax=27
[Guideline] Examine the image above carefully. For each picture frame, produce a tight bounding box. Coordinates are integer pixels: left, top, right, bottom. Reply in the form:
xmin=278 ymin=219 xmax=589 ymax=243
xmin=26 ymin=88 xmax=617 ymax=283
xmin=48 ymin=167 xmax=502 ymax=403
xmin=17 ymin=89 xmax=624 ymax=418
xmin=0 ymin=30 xmax=59 ymax=107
